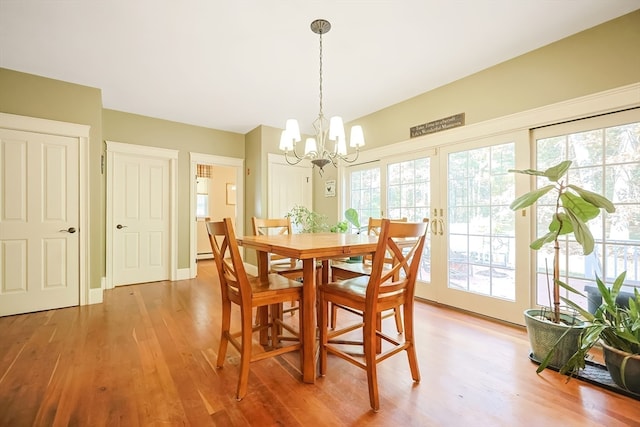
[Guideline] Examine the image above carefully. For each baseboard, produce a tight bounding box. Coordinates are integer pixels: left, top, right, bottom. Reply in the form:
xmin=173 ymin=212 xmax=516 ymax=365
xmin=176 ymin=268 xmax=191 ymax=281
xmin=89 ymin=286 xmax=103 ymax=305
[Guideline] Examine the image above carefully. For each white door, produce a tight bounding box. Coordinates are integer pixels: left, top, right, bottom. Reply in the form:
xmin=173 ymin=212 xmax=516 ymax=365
xmin=111 ymin=151 xmax=171 ymax=286
xmin=428 ymin=132 xmax=530 ymax=324
xmin=269 ymin=159 xmax=312 ymax=219
xmin=0 ymin=129 xmax=79 ymax=316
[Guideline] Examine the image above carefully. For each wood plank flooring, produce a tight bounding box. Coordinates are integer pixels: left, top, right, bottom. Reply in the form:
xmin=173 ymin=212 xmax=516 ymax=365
xmin=1 ymin=259 xmax=639 ymax=426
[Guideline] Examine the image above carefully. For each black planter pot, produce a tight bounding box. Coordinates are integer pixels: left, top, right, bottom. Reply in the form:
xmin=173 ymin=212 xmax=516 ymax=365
xmin=602 ymin=341 xmax=640 ymax=395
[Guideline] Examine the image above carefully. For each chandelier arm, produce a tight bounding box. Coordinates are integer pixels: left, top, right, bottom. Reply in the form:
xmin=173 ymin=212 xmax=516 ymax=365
xmin=335 ymin=149 xmax=361 ymax=164
xmin=283 ymin=150 xmax=305 ymax=166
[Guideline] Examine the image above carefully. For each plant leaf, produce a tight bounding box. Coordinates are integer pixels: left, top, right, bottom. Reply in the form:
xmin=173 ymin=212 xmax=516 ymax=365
xmin=551 ymin=212 xmax=574 ymax=236
xmin=564 ymin=208 xmax=595 ymax=255
xmin=508 ymin=168 xmax=547 ymax=177
xmin=530 ymin=231 xmax=556 ymax=250
xmin=567 ymin=185 xmax=616 ymax=213
xmin=510 ymin=185 xmax=555 ymax=210
xmin=561 ymin=192 xmax=600 ymax=222
xmin=543 ymin=160 xmax=572 ymax=182
xmin=344 ymin=208 xmax=360 ymax=228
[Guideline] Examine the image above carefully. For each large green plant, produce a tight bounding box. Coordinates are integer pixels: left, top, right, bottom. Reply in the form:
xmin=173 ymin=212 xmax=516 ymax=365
xmin=509 ymin=160 xmax=615 ymax=323
xmin=551 ymin=272 xmax=640 ymax=375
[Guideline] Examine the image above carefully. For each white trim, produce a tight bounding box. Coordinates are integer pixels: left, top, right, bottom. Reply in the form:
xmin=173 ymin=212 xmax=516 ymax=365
xmin=0 ymin=113 xmax=91 ymax=306
xmin=189 ymin=152 xmax=244 ymax=278
xmin=346 ymin=83 xmax=640 ymax=168
xmin=89 ymin=287 xmax=103 ymax=305
xmin=105 ymin=140 xmax=179 ymax=288
xmin=176 ymin=268 xmax=191 ymax=281
xmin=0 ymin=113 xmax=90 ymax=138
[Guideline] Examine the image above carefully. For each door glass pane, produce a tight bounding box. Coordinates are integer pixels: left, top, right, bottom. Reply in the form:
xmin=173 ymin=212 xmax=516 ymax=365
xmin=535 ymin=119 xmax=640 ymax=310
xmin=350 ymin=167 xmax=380 ymax=232
xmin=387 ymin=157 xmax=431 ymax=282
xmin=447 ymin=143 xmax=516 ymax=300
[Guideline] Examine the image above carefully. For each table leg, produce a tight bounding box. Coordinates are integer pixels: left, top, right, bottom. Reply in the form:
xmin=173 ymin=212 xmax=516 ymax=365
xmin=301 ymin=258 xmax=317 ymax=383
xmin=257 ymin=250 xmax=270 ymax=346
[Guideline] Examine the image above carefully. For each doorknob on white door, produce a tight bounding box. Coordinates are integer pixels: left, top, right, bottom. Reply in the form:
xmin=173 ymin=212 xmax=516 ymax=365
xmin=116 ymin=224 xmax=127 ymax=229
xmin=59 ymin=227 xmax=76 ymax=233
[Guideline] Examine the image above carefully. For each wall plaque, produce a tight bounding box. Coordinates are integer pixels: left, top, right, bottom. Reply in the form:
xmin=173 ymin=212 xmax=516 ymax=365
xmin=410 ymin=113 xmax=465 ymax=138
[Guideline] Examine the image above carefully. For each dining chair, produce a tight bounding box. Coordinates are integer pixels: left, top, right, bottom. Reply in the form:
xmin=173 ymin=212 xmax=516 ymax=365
xmin=252 ymin=216 xmax=322 ymax=318
xmin=318 ymin=218 xmax=429 ymax=411
xmin=330 ymin=217 xmax=408 ymax=332
xmin=251 ymin=217 xmax=302 ymax=279
xmin=206 ymin=218 xmax=303 ymax=401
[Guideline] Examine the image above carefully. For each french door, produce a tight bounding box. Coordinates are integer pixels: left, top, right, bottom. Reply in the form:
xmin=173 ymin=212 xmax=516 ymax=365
xmin=427 ymin=132 xmax=530 ymax=324
xmin=344 ymin=131 xmax=530 ymax=324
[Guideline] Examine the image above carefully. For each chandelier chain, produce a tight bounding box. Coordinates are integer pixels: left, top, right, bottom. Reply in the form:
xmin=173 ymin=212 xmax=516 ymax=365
xmin=318 ymin=31 xmax=323 ymax=119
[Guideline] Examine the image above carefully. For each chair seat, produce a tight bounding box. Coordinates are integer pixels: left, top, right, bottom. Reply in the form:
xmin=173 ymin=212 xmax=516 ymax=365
xmin=331 ymin=261 xmax=372 ymax=278
xmin=320 ymin=276 xmax=369 ymax=299
xmin=249 ymin=273 xmax=303 ymax=293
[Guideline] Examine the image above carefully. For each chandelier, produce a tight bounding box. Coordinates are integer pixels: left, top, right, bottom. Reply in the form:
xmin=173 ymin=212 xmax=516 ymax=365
xmin=279 ymin=19 xmax=365 ymax=176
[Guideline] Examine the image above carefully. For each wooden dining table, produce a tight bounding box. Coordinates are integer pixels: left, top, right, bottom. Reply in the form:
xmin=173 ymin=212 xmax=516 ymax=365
xmin=237 ymin=232 xmax=378 ymax=383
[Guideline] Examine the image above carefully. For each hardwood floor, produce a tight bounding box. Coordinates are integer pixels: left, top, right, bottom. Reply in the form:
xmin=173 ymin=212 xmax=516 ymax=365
xmin=1 ymin=259 xmax=638 ymax=426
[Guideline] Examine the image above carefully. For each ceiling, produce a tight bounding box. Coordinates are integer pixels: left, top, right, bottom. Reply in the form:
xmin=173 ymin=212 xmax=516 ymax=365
xmin=1 ymin=1 xmax=638 ymax=135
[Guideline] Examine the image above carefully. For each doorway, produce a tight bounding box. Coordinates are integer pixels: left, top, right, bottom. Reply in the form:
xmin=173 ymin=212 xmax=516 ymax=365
xmin=189 ymin=153 xmax=244 ymax=278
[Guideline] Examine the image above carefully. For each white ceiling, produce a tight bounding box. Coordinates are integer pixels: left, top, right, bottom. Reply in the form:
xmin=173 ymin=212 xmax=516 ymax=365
xmin=1 ymin=1 xmax=638 ymax=135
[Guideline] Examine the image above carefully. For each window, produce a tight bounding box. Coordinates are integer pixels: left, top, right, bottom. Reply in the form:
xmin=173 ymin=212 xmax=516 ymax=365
xmin=534 ymin=111 xmax=640 ymax=309
xmin=196 ymin=194 xmax=209 ymax=218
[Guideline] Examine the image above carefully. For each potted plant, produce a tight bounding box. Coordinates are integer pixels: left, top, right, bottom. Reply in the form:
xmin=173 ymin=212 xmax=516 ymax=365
xmin=286 ymin=205 xmax=330 ymax=233
xmin=556 ymin=271 xmax=640 ymax=394
xmin=509 ymin=160 xmax=616 ymax=369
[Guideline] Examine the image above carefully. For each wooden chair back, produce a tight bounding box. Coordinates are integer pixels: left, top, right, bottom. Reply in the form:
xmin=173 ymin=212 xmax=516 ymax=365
xmin=364 ymin=217 xmax=407 ymax=265
xmin=206 ymin=218 xmax=251 ymax=306
xmin=251 ymin=216 xmax=297 ymax=268
xmin=365 ymin=219 xmax=429 ymax=308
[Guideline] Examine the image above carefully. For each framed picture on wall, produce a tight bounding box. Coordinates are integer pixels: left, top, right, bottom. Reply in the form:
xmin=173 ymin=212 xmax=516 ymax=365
xmin=226 ymin=183 xmax=236 ymax=205
xmin=325 ymin=179 xmax=336 ymax=197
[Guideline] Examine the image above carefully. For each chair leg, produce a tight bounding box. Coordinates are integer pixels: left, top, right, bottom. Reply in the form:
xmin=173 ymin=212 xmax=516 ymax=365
xmin=216 ymin=300 xmax=232 ymax=368
xmin=330 ymin=303 xmax=338 ymax=329
xmin=393 ymin=307 xmax=404 ymax=334
xmin=363 ymin=313 xmax=380 ymax=412
xmin=270 ymin=303 xmax=282 ymax=347
xmin=236 ymin=305 xmax=254 ymax=401
xmin=318 ymin=293 xmax=328 ymax=376
xmin=403 ymin=304 xmax=421 ymax=382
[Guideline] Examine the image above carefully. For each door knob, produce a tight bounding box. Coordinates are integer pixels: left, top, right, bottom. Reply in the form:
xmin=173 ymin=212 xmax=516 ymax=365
xmin=59 ymin=227 xmax=76 ymax=233
xmin=116 ymin=224 xmax=127 ymax=229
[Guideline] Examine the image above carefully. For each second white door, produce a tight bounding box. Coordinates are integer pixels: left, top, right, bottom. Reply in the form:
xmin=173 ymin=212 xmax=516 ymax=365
xmin=111 ymin=150 xmax=171 ymax=286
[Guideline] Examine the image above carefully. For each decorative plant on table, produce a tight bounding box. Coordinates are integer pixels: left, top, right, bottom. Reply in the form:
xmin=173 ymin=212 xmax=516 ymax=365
xmin=286 ymin=205 xmax=330 ymax=233
xmin=330 ymin=208 xmax=364 ymax=233
xmin=509 ymin=160 xmax=616 ymax=369
xmin=556 ymin=271 xmax=640 ymax=393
